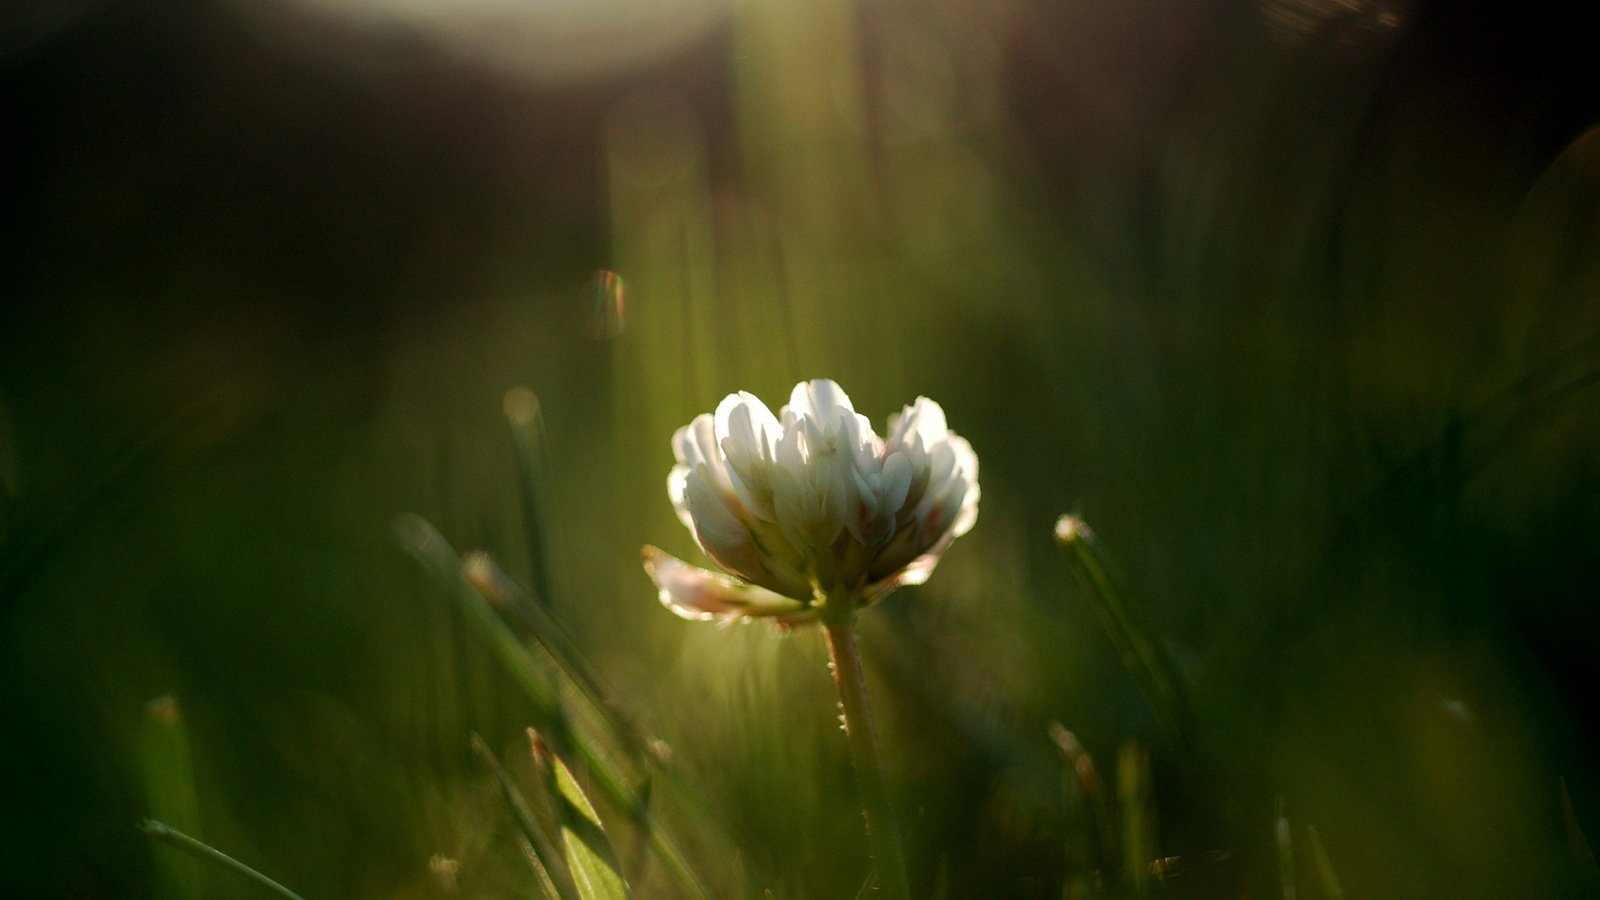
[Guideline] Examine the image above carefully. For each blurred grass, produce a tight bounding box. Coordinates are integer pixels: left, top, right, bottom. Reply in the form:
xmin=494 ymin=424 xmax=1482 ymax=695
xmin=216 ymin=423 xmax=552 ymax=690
xmin=3 ymin=0 xmax=1600 ymax=897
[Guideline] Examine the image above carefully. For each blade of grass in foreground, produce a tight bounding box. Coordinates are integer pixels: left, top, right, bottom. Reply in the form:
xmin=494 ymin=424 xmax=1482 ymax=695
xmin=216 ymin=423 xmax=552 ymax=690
xmin=138 ymin=820 xmax=306 ymax=900
xmin=396 ymin=515 xmax=711 ymax=899
xmin=139 ymin=696 xmax=205 ymax=900
xmin=472 ymin=733 xmax=579 ymax=900
xmin=1054 ymin=514 xmax=1193 ymax=742
xmin=463 ymin=552 xmax=646 ymax=757
xmin=464 ymin=548 xmax=738 ymax=889
xmin=1304 ymin=824 xmax=1343 ymax=900
xmin=519 ymin=836 xmax=566 ymax=900
xmin=534 ymin=730 xmax=633 ymax=900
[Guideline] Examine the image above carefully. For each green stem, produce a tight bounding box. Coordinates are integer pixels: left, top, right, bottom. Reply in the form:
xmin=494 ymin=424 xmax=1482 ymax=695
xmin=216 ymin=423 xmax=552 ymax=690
xmin=139 ymin=820 xmax=306 ymax=900
xmin=821 ymin=614 xmax=909 ymax=900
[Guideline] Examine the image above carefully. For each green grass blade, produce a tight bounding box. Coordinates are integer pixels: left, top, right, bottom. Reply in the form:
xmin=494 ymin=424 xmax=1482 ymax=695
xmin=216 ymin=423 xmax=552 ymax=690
xmin=396 ymin=515 xmax=563 ymax=724
xmin=1049 ymin=722 xmax=1117 ymax=878
xmin=1054 ymin=515 xmax=1192 ymax=741
xmin=520 ymin=836 xmax=566 ymax=900
xmin=1275 ymin=799 xmax=1296 ymax=900
xmin=138 ymin=820 xmax=307 ymax=900
xmin=504 ymin=387 xmax=559 ymax=608
xmin=537 ymin=734 xmax=632 ymax=900
xmin=472 ymin=733 xmax=580 ymax=900
xmin=397 ymin=515 xmax=712 ymax=899
xmin=1303 ymin=824 xmax=1343 ymax=900
xmin=463 ymin=552 xmax=647 ymax=757
xmin=1117 ymin=741 xmax=1154 ymax=896
xmin=138 ymin=696 xmax=205 ymax=900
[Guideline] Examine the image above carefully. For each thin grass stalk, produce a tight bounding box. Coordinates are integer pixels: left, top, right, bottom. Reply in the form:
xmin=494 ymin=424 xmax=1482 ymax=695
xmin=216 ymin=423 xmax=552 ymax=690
xmin=1054 ymin=514 xmax=1191 ymax=741
xmin=504 ymin=387 xmax=557 ymax=607
xmin=138 ymin=820 xmax=306 ymax=900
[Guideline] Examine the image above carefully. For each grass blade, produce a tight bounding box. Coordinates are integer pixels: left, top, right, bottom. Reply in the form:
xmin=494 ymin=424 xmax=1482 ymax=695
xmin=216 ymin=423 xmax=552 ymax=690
xmin=1117 ymin=741 xmax=1155 ymax=896
xmin=139 ymin=696 xmax=205 ymax=899
xmin=535 ymin=732 xmax=633 ymax=900
xmin=138 ymin=820 xmax=306 ymax=900
xmin=1275 ymin=799 xmax=1296 ymax=900
xmin=520 ymin=836 xmax=566 ymax=900
xmin=1054 ymin=515 xmax=1192 ymax=741
xmin=1050 ymin=722 xmax=1118 ymax=878
xmin=397 ymin=515 xmax=712 ymax=899
xmin=463 ymin=552 xmax=647 ymax=757
xmin=472 ymin=733 xmax=580 ymax=900
xmin=1303 ymin=824 xmax=1343 ymax=900
xmin=396 ymin=514 xmax=563 ymax=724
xmin=504 ymin=387 xmax=558 ymax=608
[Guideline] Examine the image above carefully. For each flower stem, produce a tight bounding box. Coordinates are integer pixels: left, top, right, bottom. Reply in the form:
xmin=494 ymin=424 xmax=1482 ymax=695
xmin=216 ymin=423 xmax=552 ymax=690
xmin=821 ymin=614 xmax=910 ymax=900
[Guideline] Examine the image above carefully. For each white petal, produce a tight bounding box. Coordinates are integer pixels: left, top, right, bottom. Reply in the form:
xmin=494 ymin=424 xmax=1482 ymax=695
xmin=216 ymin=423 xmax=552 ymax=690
xmin=716 ymin=391 xmax=781 ymax=521
xmin=885 ymin=397 xmax=946 ymax=454
xmin=945 ymin=435 xmax=980 ymax=538
xmin=843 ymin=465 xmax=878 ymax=544
xmin=642 ymin=547 xmax=811 ymax=623
xmin=667 ymin=465 xmax=696 ymax=532
xmin=786 ymin=378 xmax=855 ymax=425
xmin=879 ymin=451 xmax=914 ymax=516
xmin=684 ymin=467 xmax=756 ymax=571
xmin=716 ymin=391 xmax=781 ymax=453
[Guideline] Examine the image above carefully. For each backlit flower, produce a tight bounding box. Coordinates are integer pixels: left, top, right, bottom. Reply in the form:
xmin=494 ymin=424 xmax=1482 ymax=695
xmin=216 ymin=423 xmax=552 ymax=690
xmin=643 ymin=379 xmax=979 ymax=624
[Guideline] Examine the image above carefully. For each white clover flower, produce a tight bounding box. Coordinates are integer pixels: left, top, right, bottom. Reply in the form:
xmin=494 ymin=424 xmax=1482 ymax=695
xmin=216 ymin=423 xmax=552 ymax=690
xmin=643 ymin=379 xmax=979 ymax=625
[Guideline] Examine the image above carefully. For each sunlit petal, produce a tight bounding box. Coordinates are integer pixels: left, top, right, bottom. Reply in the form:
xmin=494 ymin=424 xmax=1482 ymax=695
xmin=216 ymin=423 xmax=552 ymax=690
xmin=643 ymin=546 xmax=812 ymax=623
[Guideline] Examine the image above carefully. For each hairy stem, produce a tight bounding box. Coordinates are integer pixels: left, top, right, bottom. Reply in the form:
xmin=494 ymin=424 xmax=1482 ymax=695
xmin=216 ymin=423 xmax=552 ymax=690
xmin=822 ymin=614 xmax=910 ymax=900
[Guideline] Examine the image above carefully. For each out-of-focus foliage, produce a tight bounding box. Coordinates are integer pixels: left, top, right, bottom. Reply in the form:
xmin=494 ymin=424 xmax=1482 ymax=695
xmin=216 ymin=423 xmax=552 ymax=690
xmin=2 ymin=0 xmax=1598 ymax=896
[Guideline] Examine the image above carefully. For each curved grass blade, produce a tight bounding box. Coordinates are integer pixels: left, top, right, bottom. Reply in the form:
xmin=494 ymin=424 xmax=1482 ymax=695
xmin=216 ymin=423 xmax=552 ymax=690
xmin=139 ymin=696 xmax=205 ymax=899
xmin=138 ymin=820 xmax=306 ymax=900
xmin=1054 ymin=515 xmax=1193 ymax=741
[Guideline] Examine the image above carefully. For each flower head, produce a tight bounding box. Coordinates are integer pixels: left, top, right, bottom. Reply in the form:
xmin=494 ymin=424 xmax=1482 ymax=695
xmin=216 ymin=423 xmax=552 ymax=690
xmin=644 ymin=379 xmax=979 ymax=624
